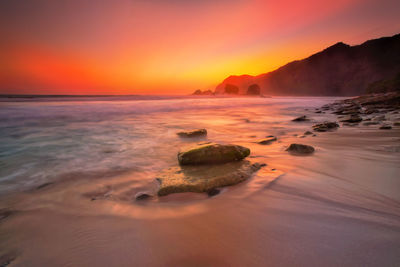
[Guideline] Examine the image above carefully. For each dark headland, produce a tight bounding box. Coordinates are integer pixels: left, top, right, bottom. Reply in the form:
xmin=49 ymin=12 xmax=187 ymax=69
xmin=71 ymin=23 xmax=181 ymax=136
xmin=214 ymin=33 xmax=400 ymax=96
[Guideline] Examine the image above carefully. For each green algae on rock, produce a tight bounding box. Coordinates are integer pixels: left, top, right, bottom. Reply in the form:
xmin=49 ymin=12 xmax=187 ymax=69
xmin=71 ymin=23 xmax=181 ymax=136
xmin=178 ymin=143 xmax=250 ymax=165
xmin=156 ymin=160 xmax=263 ymax=196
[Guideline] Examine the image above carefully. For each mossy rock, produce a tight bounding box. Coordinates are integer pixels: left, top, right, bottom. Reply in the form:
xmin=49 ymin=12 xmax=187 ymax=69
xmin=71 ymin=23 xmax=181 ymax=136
xmin=178 ymin=143 xmax=250 ymax=165
xmin=156 ymin=160 xmax=262 ymax=196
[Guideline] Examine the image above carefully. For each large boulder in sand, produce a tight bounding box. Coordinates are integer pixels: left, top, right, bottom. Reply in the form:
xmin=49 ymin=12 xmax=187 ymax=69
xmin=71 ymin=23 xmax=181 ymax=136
xmin=177 ymin=129 xmax=207 ymax=138
xmin=312 ymin=121 xmax=339 ymax=132
xmin=156 ymin=160 xmax=262 ymax=196
xmin=286 ymin=143 xmax=315 ymax=155
xmin=178 ymin=143 xmax=250 ymax=165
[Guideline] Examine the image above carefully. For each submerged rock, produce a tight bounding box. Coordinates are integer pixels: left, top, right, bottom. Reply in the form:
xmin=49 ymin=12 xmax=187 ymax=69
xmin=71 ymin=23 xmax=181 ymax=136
xmin=156 ymin=160 xmax=262 ymax=196
xmin=286 ymin=143 xmax=315 ymax=155
xmin=178 ymin=143 xmax=250 ymax=165
xmin=312 ymin=121 xmax=339 ymax=132
xmin=339 ymin=114 xmax=362 ymax=123
xmin=257 ymin=136 xmax=277 ymax=145
xmin=292 ymin=115 xmax=309 ymax=122
xmin=177 ymin=129 xmax=207 ymax=138
xmin=304 ymin=131 xmax=313 ymax=135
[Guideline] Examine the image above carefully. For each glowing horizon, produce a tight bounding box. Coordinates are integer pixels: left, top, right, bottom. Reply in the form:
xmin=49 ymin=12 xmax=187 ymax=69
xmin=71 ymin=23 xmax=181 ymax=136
xmin=1 ymin=0 xmax=399 ymax=95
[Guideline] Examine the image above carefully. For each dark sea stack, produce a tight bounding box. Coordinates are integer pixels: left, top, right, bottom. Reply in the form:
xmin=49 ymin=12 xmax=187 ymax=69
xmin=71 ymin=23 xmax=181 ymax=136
xmin=312 ymin=122 xmax=339 ymax=132
xmin=202 ymin=90 xmax=214 ymax=95
xmin=215 ymin=34 xmax=400 ymax=96
xmin=292 ymin=115 xmax=309 ymax=122
xmin=192 ymin=89 xmax=214 ymax=95
xmin=224 ymin=84 xmax=240 ymax=94
xmin=177 ymin=129 xmax=207 ymax=138
xmin=178 ymin=143 xmax=250 ymax=165
xmin=214 ymin=74 xmax=255 ymax=94
xmin=286 ymin=144 xmax=315 ymax=155
xmin=246 ymin=84 xmax=261 ymax=95
xmin=192 ymin=89 xmax=202 ymax=95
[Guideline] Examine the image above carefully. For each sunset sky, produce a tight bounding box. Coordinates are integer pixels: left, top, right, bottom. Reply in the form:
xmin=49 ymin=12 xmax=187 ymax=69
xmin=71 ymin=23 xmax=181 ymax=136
xmin=0 ymin=0 xmax=399 ymax=95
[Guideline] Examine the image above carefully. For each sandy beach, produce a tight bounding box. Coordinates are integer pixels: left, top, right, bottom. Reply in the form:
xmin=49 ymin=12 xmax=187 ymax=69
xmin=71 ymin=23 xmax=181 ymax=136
xmin=0 ymin=96 xmax=399 ymax=266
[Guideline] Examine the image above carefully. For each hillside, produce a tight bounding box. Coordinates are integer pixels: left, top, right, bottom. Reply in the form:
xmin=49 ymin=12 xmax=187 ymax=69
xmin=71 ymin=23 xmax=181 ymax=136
xmin=215 ymin=33 xmax=400 ymax=96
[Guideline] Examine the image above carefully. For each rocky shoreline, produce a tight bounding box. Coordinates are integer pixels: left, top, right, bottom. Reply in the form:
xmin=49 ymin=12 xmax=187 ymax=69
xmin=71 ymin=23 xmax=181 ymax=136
xmin=144 ymin=92 xmax=400 ymax=199
xmin=320 ymin=92 xmax=400 ymax=128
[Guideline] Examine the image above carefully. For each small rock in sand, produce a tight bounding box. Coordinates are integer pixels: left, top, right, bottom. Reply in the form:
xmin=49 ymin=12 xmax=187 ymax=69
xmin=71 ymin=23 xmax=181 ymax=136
xmin=304 ymin=131 xmax=313 ymax=135
xmin=312 ymin=122 xmax=339 ymax=132
xmin=207 ymin=188 xmax=221 ymax=197
xmin=393 ymin=122 xmax=400 ymax=126
xmin=339 ymin=114 xmax=362 ymax=123
xmin=379 ymin=125 xmax=392 ymax=130
xmin=177 ymin=129 xmax=207 ymax=138
xmin=257 ymin=136 xmax=277 ymax=145
xmin=286 ymin=144 xmax=315 ymax=155
xmin=0 ymin=252 xmax=17 ymax=267
xmin=135 ymin=192 xmax=153 ymax=201
xmin=292 ymin=115 xmax=309 ymax=122
xmin=0 ymin=209 xmax=14 ymax=221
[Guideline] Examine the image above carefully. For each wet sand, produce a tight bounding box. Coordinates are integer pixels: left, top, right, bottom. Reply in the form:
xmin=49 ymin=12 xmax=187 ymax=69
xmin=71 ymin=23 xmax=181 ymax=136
xmin=0 ymin=97 xmax=400 ymax=266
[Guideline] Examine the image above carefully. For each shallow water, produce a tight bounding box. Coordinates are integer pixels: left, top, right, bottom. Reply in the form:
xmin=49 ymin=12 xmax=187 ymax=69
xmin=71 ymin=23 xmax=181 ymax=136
xmin=0 ymin=96 xmax=399 ymax=266
xmin=0 ymin=96 xmax=338 ymax=194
